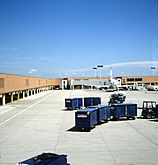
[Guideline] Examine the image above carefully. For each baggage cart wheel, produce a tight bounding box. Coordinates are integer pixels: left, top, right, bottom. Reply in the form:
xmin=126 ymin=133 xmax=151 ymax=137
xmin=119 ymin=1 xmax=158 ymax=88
xmin=147 ymin=113 xmax=152 ymax=119
xmin=84 ymin=128 xmax=90 ymax=132
xmin=113 ymin=117 xmax=119 ymax=121
xmin=132 ymin=116 xmax=136 ymax=120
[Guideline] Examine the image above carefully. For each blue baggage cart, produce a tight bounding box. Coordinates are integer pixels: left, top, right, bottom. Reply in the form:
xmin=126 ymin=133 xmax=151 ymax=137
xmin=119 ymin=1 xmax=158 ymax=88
xmin=126 ymin=103 xmax=137 ymax=119
xmin=84 ymin=97 xmax=101 ymax=107
xmin=110 ymin=103 xmax=137 ymax=120
xmin=65 ymin=98 xmax=82 ymax=110
xmin=89 ymin=105 xmax=111 ymax=123
xmin=18 ymin=153 xmax=69 ymax=165
xmin=75 ymin=108 xmax=98 ymax=131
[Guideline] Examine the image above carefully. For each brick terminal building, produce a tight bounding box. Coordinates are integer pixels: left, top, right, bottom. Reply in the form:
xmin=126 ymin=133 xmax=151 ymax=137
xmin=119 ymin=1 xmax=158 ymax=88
xmin=0 ymin=73 xmax=158 ymax=105
xmin=0 ymin=73 xmax=61 ymax=105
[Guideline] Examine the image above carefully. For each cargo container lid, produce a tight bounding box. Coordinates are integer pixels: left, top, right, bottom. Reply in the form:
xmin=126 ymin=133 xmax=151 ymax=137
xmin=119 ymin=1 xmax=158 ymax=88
xmin=76 ymin=108 xmax=97 ymax=113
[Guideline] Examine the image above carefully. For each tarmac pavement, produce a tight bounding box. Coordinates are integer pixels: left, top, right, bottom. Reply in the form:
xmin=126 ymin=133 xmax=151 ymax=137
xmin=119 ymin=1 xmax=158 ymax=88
xmin=0 ymin=89 xmax=158 ymax=165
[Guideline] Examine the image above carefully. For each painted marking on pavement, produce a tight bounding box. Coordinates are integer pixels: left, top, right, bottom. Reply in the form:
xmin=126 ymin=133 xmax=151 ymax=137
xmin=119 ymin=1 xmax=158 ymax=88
xmin=0 ymin=107 xmax=17 ymax=116
xmin=0 ymin=91 xmax=57 ymax=127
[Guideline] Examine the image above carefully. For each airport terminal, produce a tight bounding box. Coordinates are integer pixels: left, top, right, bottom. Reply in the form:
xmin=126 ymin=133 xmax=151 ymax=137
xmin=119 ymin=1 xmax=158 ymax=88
xmin=0 ymin=72 xmax=158 ymax=165
xmin=0 ymin=73 xmax=158 ymax=105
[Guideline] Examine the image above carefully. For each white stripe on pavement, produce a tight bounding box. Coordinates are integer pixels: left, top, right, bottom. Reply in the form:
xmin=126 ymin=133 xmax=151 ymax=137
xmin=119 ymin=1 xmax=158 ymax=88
xmin=0 ymin=107 xmax=16 ymax=116
xmin=0 ymin=91 xmax=57 ymax=127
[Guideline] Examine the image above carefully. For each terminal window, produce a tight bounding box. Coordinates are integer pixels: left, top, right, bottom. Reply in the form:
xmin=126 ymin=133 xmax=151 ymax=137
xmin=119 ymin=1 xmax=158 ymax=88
xmin=0 ymin=78 xmax=4 ymax=88
xmin=135 ymin=78 xmax=142 ymax=81
xmin=127 ymin=78 xmax=134 ymax=82
xmin=127 ymin=78 xmax=142 ymax=82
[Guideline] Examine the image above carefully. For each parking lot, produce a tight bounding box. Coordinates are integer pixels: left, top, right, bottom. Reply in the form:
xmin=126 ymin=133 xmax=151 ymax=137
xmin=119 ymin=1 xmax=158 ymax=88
xmin=0 ymin=89 xmax=158 ymax=165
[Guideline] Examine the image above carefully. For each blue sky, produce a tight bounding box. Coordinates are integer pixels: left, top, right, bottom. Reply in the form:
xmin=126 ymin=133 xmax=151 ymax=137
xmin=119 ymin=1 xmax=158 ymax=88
xmin=0 ymin=0 xmax=158 ymax=78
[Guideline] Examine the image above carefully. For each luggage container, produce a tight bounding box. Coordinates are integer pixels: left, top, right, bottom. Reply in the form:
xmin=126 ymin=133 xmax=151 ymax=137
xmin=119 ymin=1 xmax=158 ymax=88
xmin=89 ymin=105 xmax=111 ymax=123
xmin=17 ymin=153 xmax=69 ymax=165
xmin=110 ymin=103 xmax=137 ymax=120
xmin=75 ymin=108 xmax=98 ymax=131
xmin=126 ymin=103 xmax=137 ymax=119
xmin=65 ymin=98 xmax=82 ymax=110
xmin=84 ymin=97 xmax=101 ymax=107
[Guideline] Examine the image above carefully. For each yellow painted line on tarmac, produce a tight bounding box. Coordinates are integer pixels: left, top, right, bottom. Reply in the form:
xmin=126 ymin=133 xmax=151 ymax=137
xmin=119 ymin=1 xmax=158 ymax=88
xmin=0 ymin=91 xmax=58 ymax=127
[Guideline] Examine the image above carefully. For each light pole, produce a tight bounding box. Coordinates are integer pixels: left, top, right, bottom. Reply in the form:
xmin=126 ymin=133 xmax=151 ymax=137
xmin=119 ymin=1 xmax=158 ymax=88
xmin=97 ymin=65 xmax=103 ymax=79
xmin=151 ymin=66 xmax=156 ymax=85
xmin=93 ymin=67 xmax=97 ymax=78
xmin=151 ymin=66 xmax=156 ymax=76
xmin=109 ymin=67 xmax=113 ymax=82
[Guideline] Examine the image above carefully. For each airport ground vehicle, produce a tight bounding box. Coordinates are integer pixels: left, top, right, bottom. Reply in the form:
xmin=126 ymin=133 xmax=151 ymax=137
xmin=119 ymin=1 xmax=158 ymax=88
xmin=65 ymin=98 xmax=82 ymax=110
xmin=17 ymin=153 xmax=70 ymax=165
xmin=75 ymin=105 xmax=111 ymax=131
xmin=110 ymin=103 xmax=137 ymax=120
xmin=84 ymin=97 xmax=101 ymax=107
xmin=141 ymin=101 xmax=158 ymax=119
xmin=89 ymin=105 xmax=111 ymax=123
xmin=108 ymin=92 xmax=126 ymax=105
xmin=146 ymin=85 xmax=158 ymax=91
xmin=65 ymin=97 xmax=101 ymax=110
xmin=105 ymin=84 xmax=118 ymax=92
xmin=75 ymin=108 xmax=98 ymax=131
xmin=75 ymin=103 xmax=137 ymax=131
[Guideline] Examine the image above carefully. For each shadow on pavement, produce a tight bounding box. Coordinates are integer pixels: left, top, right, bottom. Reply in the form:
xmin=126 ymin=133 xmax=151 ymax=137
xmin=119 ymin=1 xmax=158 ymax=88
xmin=67 ymin=126 xmax=91 ymax=132
xmin=61 ymin=109 xmax=74 ymax=111
xmin=149 ymin=119 xmax=158 ymax=122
